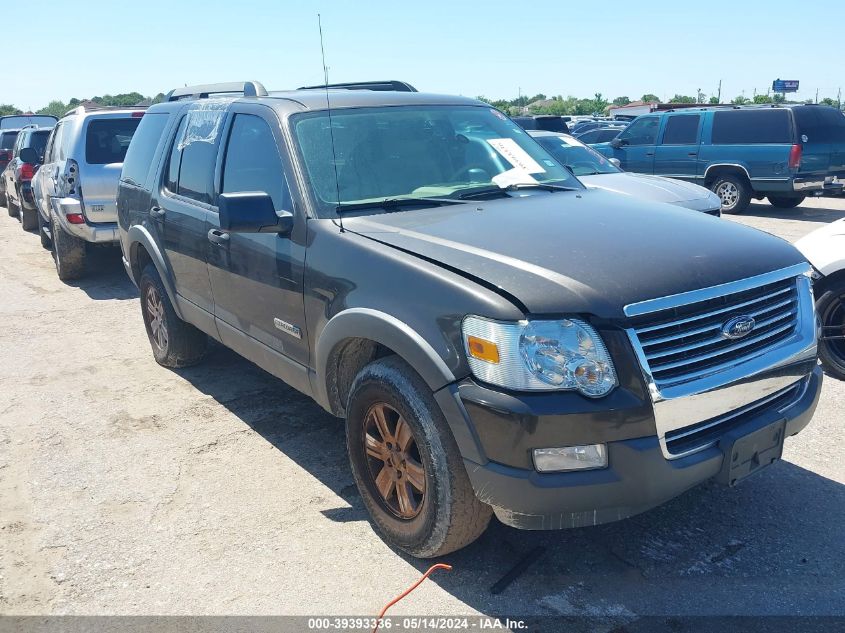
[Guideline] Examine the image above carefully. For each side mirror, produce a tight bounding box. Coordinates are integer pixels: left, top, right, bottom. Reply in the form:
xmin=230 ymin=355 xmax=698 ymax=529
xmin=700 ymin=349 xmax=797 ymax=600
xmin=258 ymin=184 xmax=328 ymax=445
xmin=609 ymin=158 xmax=622 ymax=168
xmin=610 ymin=138 xmax=626 ymax=149
xmin=218 ymin=192 xmax=294 ymax=235
xmin=20 ymin=147 xmax=39 ymax=164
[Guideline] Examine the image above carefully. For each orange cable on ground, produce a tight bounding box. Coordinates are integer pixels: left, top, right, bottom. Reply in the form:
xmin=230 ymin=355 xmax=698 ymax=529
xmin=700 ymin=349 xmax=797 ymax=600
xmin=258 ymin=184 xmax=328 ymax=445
xmin=372 ymin=563 xmax=453 ymax=633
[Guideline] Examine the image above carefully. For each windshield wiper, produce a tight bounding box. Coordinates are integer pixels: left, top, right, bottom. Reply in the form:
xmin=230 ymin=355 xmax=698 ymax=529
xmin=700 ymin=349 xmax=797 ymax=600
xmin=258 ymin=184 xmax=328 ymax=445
xmin=336 ymin=197 xmax=465 ymax=214
xmin=458 ymin=182 xmax=578 ymax=199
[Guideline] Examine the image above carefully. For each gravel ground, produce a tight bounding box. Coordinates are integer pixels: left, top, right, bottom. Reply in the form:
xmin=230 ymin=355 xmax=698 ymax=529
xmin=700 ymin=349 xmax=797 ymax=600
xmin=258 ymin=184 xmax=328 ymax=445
xmin=1 ymin=197 xmax=843 ymax=625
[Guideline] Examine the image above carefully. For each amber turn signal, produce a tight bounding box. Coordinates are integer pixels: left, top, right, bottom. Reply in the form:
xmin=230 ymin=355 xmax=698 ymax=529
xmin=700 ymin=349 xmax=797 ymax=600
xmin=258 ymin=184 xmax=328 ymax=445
xmin=467 ymin=336 xmax=500 ymax=364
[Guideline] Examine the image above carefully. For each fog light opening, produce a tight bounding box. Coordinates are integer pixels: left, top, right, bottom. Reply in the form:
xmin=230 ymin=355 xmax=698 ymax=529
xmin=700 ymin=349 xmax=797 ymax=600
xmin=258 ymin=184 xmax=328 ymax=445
xmin=533 ymin=444 xmax=608 ymax=472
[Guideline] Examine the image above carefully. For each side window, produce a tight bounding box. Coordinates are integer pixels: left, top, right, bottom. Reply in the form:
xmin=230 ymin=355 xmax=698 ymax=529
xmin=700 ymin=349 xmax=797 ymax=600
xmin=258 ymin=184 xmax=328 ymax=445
xmin=164 ymin=116 xmax=188 ymax=193
xmin=661 ymin=115 xmax=701 ymax=145
xmin=221 ymin=114 xmax=290 ymax=211
xmin=58 ymin=121 xmax=74 ymax=160
xmin=172 ymin=108 xmax=226 ymax=204
xmin=44 ymin=126 xmax=58 ymax=162
xmin=619 ymin=116 xmax=660 ymax=146
xmin=121 ymin=113 xmax=170 ymax=188
xmin=711 ymin=110 xmax=792 ymax=144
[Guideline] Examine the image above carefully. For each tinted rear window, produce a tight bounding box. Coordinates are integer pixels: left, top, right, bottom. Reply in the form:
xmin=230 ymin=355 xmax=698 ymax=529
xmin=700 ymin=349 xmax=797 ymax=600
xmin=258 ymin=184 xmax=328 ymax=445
xmin=792 ymin=106 xmax=845 ymax=143
xmin=0 ymin=131 xmax=18 ymax=149
xmin=711 ymin=109 xmax=792 ymax=144
xmin=85 ymin=117 xmax=142 ymax=164
xmin=121 ymin=113 xmax=170 ymax=188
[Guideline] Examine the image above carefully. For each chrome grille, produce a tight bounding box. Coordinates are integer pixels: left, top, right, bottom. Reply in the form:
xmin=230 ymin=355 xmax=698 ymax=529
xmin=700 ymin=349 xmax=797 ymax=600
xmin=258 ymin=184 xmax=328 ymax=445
xmin=630 ymin=276 xmax=800 ymax=389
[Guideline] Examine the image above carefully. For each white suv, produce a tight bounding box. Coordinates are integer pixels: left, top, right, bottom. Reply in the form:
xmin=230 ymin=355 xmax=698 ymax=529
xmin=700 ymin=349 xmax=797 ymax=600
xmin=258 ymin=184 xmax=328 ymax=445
xmin=32 ymin=105 xmax=145 ymax=280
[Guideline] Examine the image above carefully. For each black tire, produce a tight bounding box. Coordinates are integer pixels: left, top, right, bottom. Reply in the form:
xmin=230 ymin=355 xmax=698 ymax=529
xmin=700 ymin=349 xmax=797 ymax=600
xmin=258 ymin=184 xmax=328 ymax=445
xmin=346 ymin=356 xmax=492 ymax=558
xmin=20 ymin=191 xmax=38 ymax=231
xmin=5 ymin=191 xmax=19 ymax=218
xmin=816 ymin=275 xmax=845 ymax=381
xmin=767 ymin=195 xmax=806 ymax=209
xmin=37 ymin=210 xmax=51 ymax=249
xmin=50 ymin=214 xmax=86 ymax=281
xmin=710 ymin=172 xmax=752 ymax=214
xmin=139 ymin=263 xmax=209 ymax=368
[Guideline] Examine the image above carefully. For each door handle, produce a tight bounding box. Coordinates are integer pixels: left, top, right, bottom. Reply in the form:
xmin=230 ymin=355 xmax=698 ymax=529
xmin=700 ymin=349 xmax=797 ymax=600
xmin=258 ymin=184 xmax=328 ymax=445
xmin=687 ymin=152 xmax=698 ymax=156
xmin=646 ymin=152 xmax=654 ymax=156
xmin=207 ymin=228 xmax=230 ymax=245
xmin=149 ymin=206 xmax=165 ymax=219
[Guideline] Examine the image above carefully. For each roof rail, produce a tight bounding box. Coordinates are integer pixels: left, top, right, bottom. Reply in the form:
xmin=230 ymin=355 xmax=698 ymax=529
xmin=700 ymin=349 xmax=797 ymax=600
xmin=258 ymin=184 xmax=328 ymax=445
xmin=165 ymin=81 xmax=268 ymax=102
xmin=297 ymin=80 xmax=417 ymax=93
xmin=64 ymin=103 xmax=150 ymax=117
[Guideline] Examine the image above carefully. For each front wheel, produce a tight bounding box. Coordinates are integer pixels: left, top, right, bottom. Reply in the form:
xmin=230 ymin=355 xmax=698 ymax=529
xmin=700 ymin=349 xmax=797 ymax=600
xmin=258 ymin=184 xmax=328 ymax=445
xmin=710 ymin=173 xmax=752 ymax=214
xmin=346 ymin=356 xmax=492 ymax=558
xmin=768 ymin=195 xmax=805 ymax=209
xmin=139 ymin=263 xmax=209 ymax=368
xmin=817 ymin=276 xmax=845 ymax=380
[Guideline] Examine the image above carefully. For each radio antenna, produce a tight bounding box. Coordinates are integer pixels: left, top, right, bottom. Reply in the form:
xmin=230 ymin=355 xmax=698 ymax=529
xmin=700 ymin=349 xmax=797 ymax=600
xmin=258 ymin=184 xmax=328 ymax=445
xmin=318 ymin=13 xmax=344 ymax=232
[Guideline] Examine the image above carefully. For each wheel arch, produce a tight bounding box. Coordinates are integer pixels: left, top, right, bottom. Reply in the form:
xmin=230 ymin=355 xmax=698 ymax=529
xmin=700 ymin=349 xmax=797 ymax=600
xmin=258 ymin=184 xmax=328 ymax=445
xmin=126 ymin=225 xmax=182 ymax=319
xmin=314 ymin=308 xmax=456 ymax=417
xmin=703 ymin=163 xmax=751 ymax=186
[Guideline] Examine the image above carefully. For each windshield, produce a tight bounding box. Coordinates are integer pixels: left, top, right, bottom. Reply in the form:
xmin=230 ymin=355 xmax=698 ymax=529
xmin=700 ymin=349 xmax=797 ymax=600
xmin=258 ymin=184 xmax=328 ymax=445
xmin=292 ymin=105 xmax=580 ymax=216
xmin=535 ymin=134 xmax=620 ymax=176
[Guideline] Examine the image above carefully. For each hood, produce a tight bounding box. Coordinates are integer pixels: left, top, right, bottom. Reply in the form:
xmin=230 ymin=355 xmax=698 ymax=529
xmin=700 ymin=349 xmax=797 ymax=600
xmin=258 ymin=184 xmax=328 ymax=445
xmin=795 ymin=218 xmax=845 ymax=277
xmin=579 ymin=172 xmax=720 ymax=212
xmin=345 ymin=188 xmax=806 ymax=319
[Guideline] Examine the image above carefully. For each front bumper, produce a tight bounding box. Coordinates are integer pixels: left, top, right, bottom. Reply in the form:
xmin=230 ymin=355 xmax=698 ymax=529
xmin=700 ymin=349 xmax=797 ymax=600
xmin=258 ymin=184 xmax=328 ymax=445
xmin=452 ymin=364 xmax=822 ymax=530
xmin=50 ymin=197 xmax=118 ymax=243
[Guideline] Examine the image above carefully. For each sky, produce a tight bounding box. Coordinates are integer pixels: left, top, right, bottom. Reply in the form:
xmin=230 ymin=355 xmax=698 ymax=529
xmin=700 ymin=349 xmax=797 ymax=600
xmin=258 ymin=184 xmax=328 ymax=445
xmin=3 ymin=0 xmax=842 ymax=111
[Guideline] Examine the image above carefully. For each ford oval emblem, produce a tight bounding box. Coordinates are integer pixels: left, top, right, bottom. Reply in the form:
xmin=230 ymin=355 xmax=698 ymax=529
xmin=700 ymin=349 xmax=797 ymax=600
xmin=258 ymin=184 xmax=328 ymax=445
xmin=722 ymin=315 xmax=756 ymax=340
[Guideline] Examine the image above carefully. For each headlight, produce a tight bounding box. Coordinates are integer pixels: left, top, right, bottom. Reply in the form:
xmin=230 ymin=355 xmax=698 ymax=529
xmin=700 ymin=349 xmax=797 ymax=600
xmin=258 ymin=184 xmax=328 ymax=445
xmin=461 ymin=316 xmax=617 ymax=397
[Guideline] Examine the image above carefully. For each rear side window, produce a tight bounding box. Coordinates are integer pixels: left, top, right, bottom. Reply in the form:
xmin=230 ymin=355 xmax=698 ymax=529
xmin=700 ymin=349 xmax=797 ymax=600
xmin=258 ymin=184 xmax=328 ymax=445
xmin=0 ymin=131 xmax=18 ymax=150
xmin=662 ymin=115 xmax=701 ymax=144
xmin=793 ymin=107 xmax=845 ymax=143
xmin=221 ymin=114 xmax=290 ymax=210
xmin=85 ymin=117 xmax=142 ymax=164
xmin=711 ymin=109 xmax=792 ymax=144
xmin=121 ymin=113 xmax=169 ymax=188
xmin=164 ymin=106 xmax=226 ymax=205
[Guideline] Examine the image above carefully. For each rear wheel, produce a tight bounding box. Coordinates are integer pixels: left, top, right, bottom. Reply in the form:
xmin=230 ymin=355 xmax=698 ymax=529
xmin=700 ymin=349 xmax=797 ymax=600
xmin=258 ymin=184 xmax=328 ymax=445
xmin=37 ymin=211 xmax=51 ymax=249
xmin=139 ymin=263 xmax=209 ymax=368
xmin=817 ymin=275 xmax=845 ymax=380
xmin=768 ymin=195 xmax=805 ymax=209
xmin=51 ymin=214 xmax=86 ymax=281
xmin=5 ymin=191 xmax=18 ymax=218
xmin=19 ymin=190 xmax=38 ymax=231
xmin=346 ymin=356 xmax=492 ymax=557
xmin=710 ymin=173 xmax=751 ymax=214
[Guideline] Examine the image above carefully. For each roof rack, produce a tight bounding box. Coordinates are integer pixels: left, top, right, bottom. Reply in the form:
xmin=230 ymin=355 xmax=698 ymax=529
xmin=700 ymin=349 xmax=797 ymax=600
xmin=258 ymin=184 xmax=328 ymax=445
xmin=165 ymin=81 xmax=268 ymax=102
xmin=297 ymin=80 xmax=417 ymax=93
xmin=64 ymin=103 xmax=150 ymax=116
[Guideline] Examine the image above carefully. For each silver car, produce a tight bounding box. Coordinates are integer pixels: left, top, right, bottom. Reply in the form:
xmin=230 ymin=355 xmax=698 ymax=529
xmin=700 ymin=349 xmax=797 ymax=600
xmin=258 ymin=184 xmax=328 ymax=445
xmin=529 ymin=130 xmax=722 ymax=215
xmin=32 ymin=105 xmax=145 ymax=280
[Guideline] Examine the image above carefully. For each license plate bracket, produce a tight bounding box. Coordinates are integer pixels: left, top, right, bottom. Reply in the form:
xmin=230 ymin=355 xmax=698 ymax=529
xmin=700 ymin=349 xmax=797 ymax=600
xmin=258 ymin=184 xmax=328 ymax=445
xmin=717 ymin=418 xmax=786 ymax=487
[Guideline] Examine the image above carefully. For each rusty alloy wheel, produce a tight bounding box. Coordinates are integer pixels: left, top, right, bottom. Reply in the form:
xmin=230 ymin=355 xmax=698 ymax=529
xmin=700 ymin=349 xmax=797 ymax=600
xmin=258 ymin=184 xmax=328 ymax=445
xmin=363 ymin=402 xmax=426 ymax=520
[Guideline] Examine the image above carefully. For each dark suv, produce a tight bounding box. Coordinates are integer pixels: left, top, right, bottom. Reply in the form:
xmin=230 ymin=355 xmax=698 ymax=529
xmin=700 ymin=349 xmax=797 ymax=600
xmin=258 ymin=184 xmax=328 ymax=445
xmin=118 ymin=81 xmax=822 ymax=557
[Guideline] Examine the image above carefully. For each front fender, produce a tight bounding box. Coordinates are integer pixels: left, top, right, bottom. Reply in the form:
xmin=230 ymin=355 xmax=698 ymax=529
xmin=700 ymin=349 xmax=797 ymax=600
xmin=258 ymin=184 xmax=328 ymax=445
xmin=126 ymin=224 xmax=182 ymax=319
xmin=795 ymin=220 xmax=845 ymax=277
xmin=313 ymin=308 xmax=456 ymax=413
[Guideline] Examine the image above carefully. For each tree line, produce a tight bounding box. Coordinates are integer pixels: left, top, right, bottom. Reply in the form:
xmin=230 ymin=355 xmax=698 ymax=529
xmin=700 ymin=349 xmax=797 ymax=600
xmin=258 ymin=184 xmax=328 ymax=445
xmin=0 ymin=92 xmax=166 ymax=118
xmin=477 ymin=92 xmax=843 ymax=116
xmin=2 ymin=90 xmax=842 ymax=120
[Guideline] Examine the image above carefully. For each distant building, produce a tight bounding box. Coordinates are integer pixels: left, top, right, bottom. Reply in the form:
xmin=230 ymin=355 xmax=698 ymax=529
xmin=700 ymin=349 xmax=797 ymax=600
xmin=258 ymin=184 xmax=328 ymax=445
xmin=607 ymin=100 xmax=659 ymax=118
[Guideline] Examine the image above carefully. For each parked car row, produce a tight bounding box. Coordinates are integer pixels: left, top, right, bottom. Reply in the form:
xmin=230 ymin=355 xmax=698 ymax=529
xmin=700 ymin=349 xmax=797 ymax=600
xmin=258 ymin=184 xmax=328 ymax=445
xmin=590 ymin=104 xmax=845 ymax=214
xmin=3 ymin=80 xmax=836 ymax=559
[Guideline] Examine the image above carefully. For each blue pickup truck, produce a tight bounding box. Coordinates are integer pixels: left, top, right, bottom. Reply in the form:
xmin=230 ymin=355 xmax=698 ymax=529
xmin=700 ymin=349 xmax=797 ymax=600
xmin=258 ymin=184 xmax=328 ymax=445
xmin=592 ymin=104 xmax=845 ymax=213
